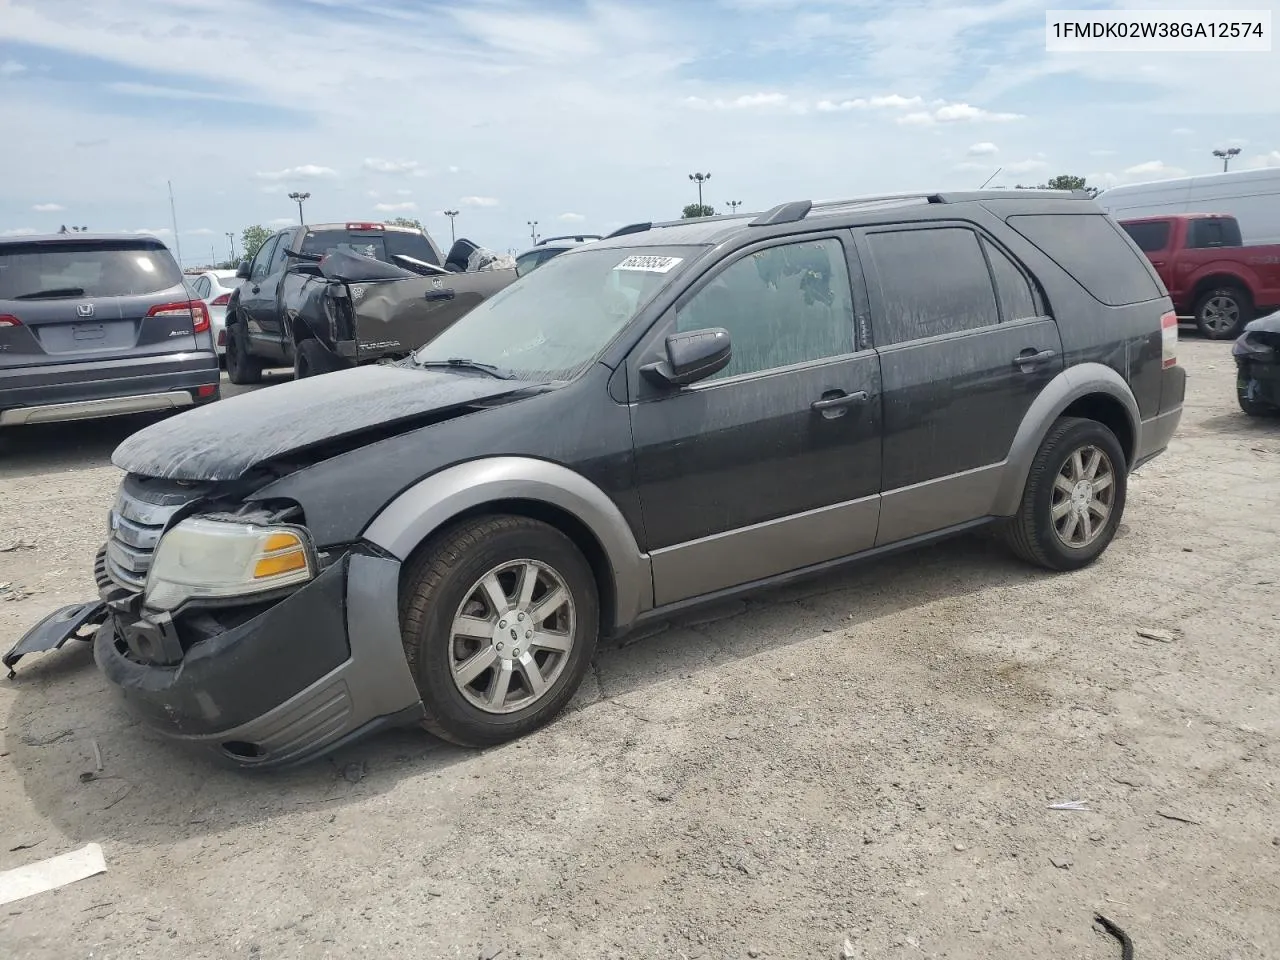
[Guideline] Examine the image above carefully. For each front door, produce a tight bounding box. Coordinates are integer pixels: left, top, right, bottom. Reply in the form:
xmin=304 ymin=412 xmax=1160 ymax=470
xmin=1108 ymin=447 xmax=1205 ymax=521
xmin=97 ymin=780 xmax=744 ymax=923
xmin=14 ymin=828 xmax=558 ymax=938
xmin=854 ymin=222 xmax=1064 ymax=545
xmin=627 ymin=234 xmax=883 ymax=607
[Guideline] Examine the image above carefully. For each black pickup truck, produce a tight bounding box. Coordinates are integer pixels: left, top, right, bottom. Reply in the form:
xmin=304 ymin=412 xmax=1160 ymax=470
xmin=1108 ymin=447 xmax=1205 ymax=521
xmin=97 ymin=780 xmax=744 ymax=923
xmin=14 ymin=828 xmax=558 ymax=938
xmin=224 ymin=222 xmax=518 ymax=382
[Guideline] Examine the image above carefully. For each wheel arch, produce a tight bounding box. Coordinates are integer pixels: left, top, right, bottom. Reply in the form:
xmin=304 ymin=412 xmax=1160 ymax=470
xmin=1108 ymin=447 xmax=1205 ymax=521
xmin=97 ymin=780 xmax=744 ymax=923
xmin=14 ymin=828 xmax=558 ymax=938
xmin=991 ymin=363 xmax=1140 ymax=517
xmin=1190 ymin=272 xmax=1255 ymax=308
xmin=361 ymin=457 xmax=652 ymax=634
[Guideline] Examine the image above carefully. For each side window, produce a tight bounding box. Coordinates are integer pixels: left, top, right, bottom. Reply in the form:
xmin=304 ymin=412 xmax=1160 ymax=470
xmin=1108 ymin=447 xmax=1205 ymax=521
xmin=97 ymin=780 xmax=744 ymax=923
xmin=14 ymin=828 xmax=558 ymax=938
xmin=1187 ymin=219 xmax=1237 ymax=249
xmin=268 ymin=233 xmax=292 ymax=274
xmin=865 ymin=227 xmax=999 ymax=345
xmin=250 ymin=235 xmax=280 ymax=282
xmin=195 ymin=276 xmax=210 ymax=299
xmin=1007 ymin=214 xmax=1162 ymax=306
xmin=674 ymin=237 xmax=855 ymax=381
xmin=982 ymin=239 xmax=1043 ymax=322
xmin=1120 ymin=220 xmax=1170 ymax=252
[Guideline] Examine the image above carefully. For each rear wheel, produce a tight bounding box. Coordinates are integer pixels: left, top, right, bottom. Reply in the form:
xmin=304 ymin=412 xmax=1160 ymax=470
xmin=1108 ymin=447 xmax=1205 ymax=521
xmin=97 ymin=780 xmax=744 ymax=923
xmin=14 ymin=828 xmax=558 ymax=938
xmin=293 ymin=338 xmax=340 ymax=379
xmin=399 ymin=515 xmax=599 ymax=747
xmin=1194 ymin=286 xmax=1252 ymax=340
xmin=1002 ymin=417 xmax=1127 ymax=571
xmin=225 ymin=318 xmax=263 ymax=385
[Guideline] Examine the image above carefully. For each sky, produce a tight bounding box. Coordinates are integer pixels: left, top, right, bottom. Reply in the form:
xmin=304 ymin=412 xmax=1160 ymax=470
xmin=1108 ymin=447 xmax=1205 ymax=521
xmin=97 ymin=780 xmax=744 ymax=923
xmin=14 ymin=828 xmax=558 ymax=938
xmin=0 ymin=0 xmax=1276 ymax=265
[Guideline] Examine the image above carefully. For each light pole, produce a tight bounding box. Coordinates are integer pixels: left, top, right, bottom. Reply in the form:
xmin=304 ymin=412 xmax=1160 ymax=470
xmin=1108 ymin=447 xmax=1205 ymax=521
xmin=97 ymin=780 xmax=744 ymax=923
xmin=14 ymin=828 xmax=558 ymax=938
xmin=1212 ymin=147 xmax=1241 ymax=172
xmin=288 ymin=191 xmax=311 ymax=225
xmin=528 ymin=220 xmax=539 ymax=244
xmin=726 ymin=200 xmax=742 ymax=212
xmin=225 ymin=231 xmax=236 ymax=263
xmin=443 ymin=209 xmax=459 ymax=245
xmin=689 ymin=172 xmax=711 ymax=208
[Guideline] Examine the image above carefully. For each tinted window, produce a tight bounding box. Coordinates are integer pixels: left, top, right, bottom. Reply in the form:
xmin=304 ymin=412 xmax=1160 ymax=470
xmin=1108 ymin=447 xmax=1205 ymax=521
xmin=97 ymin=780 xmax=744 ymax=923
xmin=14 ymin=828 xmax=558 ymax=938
xmin=268 ymin=236 xmax=291 ymax=274
xmin=515 ymin=251 xmax=546 ymax=276
xmin=1008 ymin=214 xmax=1161 ymax=306
xmin=250 ymin=235 xmax=280 ymax=281
xmin=983 ymin=239 xmax=1043 ymax=322
xmin=300 ymin=229 xmax=441 ymax=267
xmin=0 ymin=241 xmax=183 ymax=300
xmin=1120 ymin=220 xmax=1170 ymax=252
xmin=193 ymin=276 xmax=210 ymax=298
xmin=865 ymin=228 xmax=998 ymax=344
xmin=1187 ymin=218 xmax=1242 ymax=249
xmin=675 ymin=238 xmax=855 ymax=380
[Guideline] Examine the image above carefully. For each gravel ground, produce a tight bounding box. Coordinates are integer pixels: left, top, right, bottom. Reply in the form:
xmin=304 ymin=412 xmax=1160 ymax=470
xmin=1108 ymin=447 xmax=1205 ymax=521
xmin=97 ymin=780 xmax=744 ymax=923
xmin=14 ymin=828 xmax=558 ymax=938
xmin=1 ymin=341 xmax=1277 ymax=959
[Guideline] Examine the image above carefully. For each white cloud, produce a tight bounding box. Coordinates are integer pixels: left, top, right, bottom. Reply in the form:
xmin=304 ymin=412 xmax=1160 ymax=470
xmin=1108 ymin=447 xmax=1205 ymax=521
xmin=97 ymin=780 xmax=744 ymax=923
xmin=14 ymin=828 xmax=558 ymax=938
xmin=374 ymin=201 xmax=418 ymax=212
xmin=816 ymin=93 xmax=923 ymax=112
xmin=1004 ymin=159 xmax=1048 ymax=175
xmin=1124 ymin=160 xmax=1186 ymax=179
xmin=1172 ymin=127 xmax=1194 ymax=136
xmin=185 ymin=227 xmax=215 ymax=235
xmin=254 ymin=165 xmax=338 ymax=181
xmin=0 ymin=60 xmax=26 ymax=77
xmin=107 ymin=81 xmax=243 ymax=103
xmin=898 ymin=102 xmax=1024 ymax=126
xmin=32 ymin=202 xmax=64 ymax=212
xmin=685 ymin=91 xmax=790 ymax=110
xmin=1246 ymin=151 xmax=1280 ymax=169
xmin=268 ymin=217 xmax=296 ymax=227
xmin=363 ymin=158 xmax=421 ymax=175
xmin=967 ymin=142 xmax=999 ymax=156
xmin=120 ymin=227 xmax=172 ymax=237
xmin=1 ymin=227 xmax=38 ymax=237
xmin=460 ymin=196 xmax=499 ymax=207
xmin=558 ymin=212 xmax=586 ymax=222
xmin=447 ymin=166 xmax=461 ymax=174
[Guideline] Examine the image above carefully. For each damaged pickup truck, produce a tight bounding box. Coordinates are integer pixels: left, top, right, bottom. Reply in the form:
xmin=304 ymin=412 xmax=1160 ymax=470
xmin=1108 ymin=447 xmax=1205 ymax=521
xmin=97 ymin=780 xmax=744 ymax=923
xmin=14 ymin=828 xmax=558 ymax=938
xmin=5 ymin=191 xmax=1183 ymax=769
xmin=224 ymin=221 xmax=516 ymax=382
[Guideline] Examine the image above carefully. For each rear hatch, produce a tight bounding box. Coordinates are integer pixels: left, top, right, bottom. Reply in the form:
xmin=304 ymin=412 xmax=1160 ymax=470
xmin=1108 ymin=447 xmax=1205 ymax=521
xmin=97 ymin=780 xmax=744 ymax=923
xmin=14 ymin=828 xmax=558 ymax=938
xmin=0 ymin=238 xmax=203 ymax=370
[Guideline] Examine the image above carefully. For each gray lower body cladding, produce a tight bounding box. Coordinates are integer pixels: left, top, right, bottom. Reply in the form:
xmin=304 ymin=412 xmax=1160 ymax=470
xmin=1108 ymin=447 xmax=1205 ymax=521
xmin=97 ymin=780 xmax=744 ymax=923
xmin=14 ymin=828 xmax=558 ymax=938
xmin=94 ymin=551 xmax=423 ymax=769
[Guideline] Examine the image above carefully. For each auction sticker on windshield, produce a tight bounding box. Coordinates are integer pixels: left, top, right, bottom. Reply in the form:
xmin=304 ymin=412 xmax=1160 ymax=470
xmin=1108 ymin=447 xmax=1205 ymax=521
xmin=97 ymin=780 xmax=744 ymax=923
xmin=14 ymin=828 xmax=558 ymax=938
xmin=614 ymin=255 xmax=683 ymax=273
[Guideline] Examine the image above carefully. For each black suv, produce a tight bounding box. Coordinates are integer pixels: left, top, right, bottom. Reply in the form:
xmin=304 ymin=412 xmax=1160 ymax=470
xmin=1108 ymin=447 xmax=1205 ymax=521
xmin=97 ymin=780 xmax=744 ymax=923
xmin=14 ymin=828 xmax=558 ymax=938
xmin=7 ymin=190 xmax=1185 ymax=768
xmin=0 ymin=234 xmax=220 ymax=426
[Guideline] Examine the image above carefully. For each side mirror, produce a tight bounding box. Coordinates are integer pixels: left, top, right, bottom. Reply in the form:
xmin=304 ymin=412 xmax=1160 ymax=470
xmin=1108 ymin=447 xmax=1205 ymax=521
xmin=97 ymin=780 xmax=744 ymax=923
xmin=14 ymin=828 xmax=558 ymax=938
xmin=235 ymin=260 xmax=252 ymax=280
xmin=641 ymin=327 xmax=731 ymax=387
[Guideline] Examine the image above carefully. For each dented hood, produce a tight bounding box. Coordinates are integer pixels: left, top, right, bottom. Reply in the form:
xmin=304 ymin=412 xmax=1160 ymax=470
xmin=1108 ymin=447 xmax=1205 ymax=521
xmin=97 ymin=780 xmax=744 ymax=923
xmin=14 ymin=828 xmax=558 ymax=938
xmin=112 ymin=364 xmax=538 ymax=481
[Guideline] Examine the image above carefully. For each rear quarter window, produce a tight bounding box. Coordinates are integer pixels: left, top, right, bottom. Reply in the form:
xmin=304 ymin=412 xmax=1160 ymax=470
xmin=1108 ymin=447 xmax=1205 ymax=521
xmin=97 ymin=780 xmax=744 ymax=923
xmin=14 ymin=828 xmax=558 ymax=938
xmin=1007 ymin=214 xmax=1162 ymax=306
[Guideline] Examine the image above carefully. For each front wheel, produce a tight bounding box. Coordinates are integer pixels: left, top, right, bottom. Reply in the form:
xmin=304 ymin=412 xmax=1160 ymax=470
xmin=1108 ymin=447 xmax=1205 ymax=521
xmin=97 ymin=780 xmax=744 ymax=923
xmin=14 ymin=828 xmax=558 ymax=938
xmin=1194 ymin=286 xmax=1252 ymax=340
xmin=1001 ymin=417 xmax=1127 ymax=571
xmin=225 ymin=318 xmax=263 ymax=385
xmin=399 ymin=515 xmax=599 ymax=747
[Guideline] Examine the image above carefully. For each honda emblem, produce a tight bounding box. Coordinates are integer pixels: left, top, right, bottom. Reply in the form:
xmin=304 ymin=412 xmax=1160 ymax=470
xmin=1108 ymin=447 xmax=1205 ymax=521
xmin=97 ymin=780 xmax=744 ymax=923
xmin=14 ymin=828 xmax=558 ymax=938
xmin=76 ymin=303 xmax=95 ymax=318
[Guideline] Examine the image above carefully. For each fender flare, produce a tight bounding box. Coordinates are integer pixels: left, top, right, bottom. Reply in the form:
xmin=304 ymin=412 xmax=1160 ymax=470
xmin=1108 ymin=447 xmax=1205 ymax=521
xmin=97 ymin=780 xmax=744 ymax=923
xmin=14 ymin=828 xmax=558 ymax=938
xmin=990 ymin=362 xmax=1140 ymax=517
xmin=361 ymin=457 xmax=652 ymax=630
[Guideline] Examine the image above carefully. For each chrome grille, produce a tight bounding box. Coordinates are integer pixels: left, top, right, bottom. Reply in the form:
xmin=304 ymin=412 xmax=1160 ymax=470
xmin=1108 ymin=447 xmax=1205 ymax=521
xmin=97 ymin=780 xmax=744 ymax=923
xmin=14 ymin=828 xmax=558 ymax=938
xmin=104 ymin=478 xmax=204 ymax=592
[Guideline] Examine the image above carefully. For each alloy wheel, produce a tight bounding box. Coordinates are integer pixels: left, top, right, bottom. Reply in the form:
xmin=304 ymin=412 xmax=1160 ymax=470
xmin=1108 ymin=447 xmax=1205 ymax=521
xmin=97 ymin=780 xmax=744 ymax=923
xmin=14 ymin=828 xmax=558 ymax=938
xmin=1202 ymin=296 xmax=1240 ymax=335
xmin=1051 ymin=444 xmax=1116 ymax=548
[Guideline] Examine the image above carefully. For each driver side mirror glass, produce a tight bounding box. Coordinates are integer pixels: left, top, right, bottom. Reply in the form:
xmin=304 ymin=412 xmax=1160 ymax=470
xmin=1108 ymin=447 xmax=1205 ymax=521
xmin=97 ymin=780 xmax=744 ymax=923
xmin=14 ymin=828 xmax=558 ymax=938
xmin=641 ymin=327 xmax=732 ymax=387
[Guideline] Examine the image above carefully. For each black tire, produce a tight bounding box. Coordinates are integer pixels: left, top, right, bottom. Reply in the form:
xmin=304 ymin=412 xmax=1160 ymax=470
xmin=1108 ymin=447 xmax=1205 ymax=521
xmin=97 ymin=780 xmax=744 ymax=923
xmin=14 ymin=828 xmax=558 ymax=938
xmin=225 ymin=317 xmax=263 ymax=385
xmin=1239 ymin=392 xmax=1278 ymax=417
xmin=1194 ymin=285 xmax=1252 ymax=340
xmin=1001 ymin=417 xmax=1128 ymax=572
xmin=399 ymin=515 xmax=599 ymax=748
xmin=293 ymin=338 xmax=339 ymax=380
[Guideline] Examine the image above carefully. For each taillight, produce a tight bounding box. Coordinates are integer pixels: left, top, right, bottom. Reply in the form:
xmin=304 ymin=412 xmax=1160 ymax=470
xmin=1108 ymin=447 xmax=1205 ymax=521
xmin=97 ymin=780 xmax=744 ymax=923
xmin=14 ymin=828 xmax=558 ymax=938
xmin=0 ymin=314 xmax=20 ymax=328
xmin=211 ymin=293 xmax=230 ymax=307
xmin=147 ymin=300 xmax=210 ymax=335
xmin=1161 ymin=311 xmax=1178 ymax=369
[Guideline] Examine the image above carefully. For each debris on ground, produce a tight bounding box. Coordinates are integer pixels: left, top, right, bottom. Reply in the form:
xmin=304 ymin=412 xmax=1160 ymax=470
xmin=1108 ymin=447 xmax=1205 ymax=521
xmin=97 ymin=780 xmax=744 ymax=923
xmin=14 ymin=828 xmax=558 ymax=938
xmin=0 ymin=843 xmax=107 ymax=906
xmin=341 ymin=761 xmax=366 ymax=784
xmin=1156 ymin=809 xmax=1200 ymax=825
xmin=8 ymin=840 xmax=44 ymax=853
xmin=0 ymin=582 xmax=31 ymax=601
xmin=91 ymin=739 xmax=104 ymax=772
xmin=1136 ymin=627 xmax=1177 ymax=643
xmin=1050 ymin=857 xmax=1072 ymax=869
xmin=1049 ymin=800 xmax=1092 ymax=812
xmin=0 ymin=539 xmax=36 ymax=552
xmin=21 ymin=728 xmax=72 ymax=747
xmin=1094 ymin=913 xmax=1135 ymax=959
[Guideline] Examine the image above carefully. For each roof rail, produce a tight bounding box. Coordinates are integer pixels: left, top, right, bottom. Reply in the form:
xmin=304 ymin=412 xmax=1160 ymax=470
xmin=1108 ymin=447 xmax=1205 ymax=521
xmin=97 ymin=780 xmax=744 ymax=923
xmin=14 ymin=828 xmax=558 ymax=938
xmin=749 ymin=187 xmax=1091 ymax=227
xmin=604 ymin=222 xmax=651 ymax=239
xmin=536 ymin=234 xmax=603 ymax=246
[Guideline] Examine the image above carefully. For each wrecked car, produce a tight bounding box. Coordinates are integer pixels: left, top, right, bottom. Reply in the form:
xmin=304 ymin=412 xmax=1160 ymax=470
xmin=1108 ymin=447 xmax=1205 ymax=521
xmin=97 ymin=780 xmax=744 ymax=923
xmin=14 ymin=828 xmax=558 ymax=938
xmin=223 ymin=221 xmax=517 ymax=382
xmin=1233 ymin=309 xmax=1280 ymax=416
xmin=5 ymin=190 xmax=1183 ymax=769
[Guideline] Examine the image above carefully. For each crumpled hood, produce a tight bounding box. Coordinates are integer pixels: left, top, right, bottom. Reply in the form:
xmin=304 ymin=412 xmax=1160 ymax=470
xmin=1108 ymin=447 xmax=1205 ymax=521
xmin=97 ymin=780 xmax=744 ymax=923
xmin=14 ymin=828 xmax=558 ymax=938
xmin=1243 ymin=309 xmax=1280 ymax=335
xmin=112 ymin=364 xmax=538 ymax=481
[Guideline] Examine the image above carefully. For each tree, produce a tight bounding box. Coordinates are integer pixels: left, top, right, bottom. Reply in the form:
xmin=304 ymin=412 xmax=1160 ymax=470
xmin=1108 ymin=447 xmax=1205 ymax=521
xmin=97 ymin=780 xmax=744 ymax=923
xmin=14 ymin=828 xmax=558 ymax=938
xmin=386 ymin=216 xmax=424 ymax=230
xmin=682 ymin=203 xmax=715 ymax=219
xmin=1015 ymin=174 xmax=1098 ymax=198
xmin=241 ymin=224 xmax=271 ymax=260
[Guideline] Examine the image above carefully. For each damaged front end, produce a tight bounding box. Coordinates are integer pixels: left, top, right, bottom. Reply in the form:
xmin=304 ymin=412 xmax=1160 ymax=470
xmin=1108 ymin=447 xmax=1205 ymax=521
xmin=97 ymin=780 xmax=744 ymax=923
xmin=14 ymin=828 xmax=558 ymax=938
xmin=6 ymin=473 xmax=424 ymax=768
xmin=1233 ymin=310 xmax=1280 ymax=414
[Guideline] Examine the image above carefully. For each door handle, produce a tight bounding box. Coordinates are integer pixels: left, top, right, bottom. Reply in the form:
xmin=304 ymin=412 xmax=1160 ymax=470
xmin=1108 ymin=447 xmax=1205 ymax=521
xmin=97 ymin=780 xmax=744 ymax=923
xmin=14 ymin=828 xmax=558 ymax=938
xmin=423 ymin=289 xmax=456 ymax=302
xmin=811 ymin=390 xmax=868 ymax=413
xmin=1013 ymin=349 xmax=1056 ymax=369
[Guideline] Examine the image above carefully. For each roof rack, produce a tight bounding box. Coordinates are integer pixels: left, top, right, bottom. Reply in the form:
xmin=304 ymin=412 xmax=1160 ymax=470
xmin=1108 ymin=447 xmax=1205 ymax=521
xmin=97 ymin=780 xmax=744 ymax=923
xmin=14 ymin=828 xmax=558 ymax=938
xmin=603 ymin=222 xmax=652 ymax=239
xmin=536 ymin=234 xmax=603 ymax=246
xmin=749 ymin=188 xmax=1086 ymax=226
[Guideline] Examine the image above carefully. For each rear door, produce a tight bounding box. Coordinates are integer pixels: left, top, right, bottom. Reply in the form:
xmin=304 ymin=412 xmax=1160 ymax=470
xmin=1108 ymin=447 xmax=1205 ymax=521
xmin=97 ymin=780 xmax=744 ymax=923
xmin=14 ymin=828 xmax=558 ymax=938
xmin=0 ymin=239 xmax=197 ymax=371
xmin=854 ymin=222 xmax=1063 ymax=545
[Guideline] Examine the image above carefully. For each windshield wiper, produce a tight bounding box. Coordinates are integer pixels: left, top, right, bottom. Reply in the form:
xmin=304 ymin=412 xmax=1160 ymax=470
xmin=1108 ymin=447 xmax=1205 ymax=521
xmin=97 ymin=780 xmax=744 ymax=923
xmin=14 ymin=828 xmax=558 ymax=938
xmin=415 ymin=357 xmax=515 ymax=380
xmin=12 ymin=287 xmax=87 ymax=300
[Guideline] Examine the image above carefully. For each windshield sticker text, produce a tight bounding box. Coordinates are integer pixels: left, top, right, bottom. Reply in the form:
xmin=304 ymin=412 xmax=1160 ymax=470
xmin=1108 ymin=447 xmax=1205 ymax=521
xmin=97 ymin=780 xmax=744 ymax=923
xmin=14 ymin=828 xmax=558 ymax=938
xmin=614 ymin=255 xmax=683 ymax=274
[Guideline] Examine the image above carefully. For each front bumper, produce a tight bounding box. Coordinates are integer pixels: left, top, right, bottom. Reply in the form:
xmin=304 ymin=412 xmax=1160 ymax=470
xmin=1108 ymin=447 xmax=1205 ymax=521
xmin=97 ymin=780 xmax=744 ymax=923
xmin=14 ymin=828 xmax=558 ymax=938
xmin=94 ymin=551 xmax=424 ymax=769
xmin=0 ymin=352 xmax=220 ymax=425
xmin=1235 ymin=357 xmax=1280 ymax=408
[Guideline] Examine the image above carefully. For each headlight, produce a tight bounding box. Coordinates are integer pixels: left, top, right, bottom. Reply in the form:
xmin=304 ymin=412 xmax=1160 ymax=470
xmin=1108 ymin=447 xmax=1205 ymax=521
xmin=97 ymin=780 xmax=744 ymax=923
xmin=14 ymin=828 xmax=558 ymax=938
xmin=144 ymin=517 xmax=315 ymax=611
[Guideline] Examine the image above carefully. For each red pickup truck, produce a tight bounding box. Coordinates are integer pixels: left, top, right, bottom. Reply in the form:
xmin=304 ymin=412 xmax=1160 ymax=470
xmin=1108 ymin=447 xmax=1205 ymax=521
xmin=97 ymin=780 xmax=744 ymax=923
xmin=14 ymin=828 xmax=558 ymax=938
xmin=1118 ymin=213 xmax=1280 ymax=339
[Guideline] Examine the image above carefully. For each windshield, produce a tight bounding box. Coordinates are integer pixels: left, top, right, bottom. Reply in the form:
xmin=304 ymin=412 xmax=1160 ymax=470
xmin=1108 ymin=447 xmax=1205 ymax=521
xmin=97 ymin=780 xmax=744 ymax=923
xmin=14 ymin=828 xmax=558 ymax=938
xmin=0 ymin=241 xmax=182 ymax=299
xmin=414 ymin=245 xmax=700 ymax=381
xmin=299 ymin=228 xmax=441 ymax=267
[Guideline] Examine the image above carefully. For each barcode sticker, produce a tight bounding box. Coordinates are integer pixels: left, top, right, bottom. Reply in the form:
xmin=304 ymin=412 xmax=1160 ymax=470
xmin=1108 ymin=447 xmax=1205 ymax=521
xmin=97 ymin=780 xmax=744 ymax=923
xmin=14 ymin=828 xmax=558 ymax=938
xmin=614 ymin=255 xmax=683 ymax=273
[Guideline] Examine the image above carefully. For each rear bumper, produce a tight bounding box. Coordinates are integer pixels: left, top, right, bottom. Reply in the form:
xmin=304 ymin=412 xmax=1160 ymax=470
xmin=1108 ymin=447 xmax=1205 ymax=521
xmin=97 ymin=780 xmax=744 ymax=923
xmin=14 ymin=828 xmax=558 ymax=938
xmin=0 ymin=352 xmax=220 ymax=425
xmin=94 ymin=551 xmax=424 ymax=769
xmin=1134 ymin=365 xmax=1186 ymax=469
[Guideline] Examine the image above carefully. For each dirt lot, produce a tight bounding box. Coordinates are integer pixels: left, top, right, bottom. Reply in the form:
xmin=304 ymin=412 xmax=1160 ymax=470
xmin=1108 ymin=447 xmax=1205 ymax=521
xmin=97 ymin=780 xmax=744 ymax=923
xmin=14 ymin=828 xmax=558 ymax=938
xmin=1 ymin=341 xmax=1277 ymax=959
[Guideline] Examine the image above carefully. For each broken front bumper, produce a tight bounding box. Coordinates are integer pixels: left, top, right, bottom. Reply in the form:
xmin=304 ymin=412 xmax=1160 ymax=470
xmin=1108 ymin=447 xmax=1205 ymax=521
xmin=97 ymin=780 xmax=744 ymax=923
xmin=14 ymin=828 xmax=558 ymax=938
xmin=91 ymin=551 xmax=424 ymax=769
